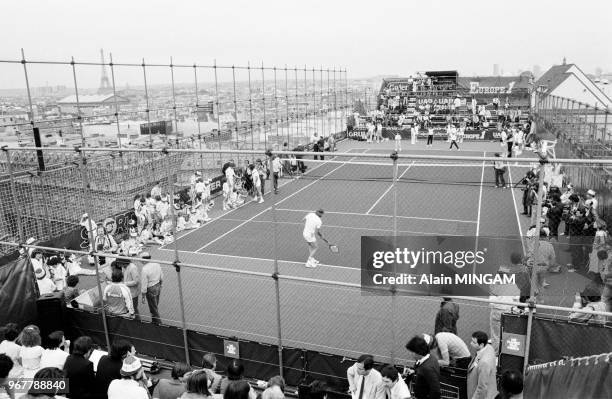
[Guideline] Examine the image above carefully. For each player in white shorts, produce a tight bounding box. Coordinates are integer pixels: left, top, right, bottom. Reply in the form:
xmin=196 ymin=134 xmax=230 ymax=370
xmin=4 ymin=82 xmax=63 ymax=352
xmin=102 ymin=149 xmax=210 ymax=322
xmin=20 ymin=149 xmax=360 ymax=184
xmin=303 ymin=209 xmax=324 ymax=268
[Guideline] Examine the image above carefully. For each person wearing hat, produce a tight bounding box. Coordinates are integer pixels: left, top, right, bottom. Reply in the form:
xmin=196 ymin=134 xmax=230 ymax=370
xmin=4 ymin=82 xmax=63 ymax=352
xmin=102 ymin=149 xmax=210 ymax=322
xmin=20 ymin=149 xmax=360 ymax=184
xmin=140 ymin=252 xmax=163 ymax=325
xmin=107 ymin=355 xmax=149 ymax=399
xmin=35 ymin=267 xmax=56 ymax=296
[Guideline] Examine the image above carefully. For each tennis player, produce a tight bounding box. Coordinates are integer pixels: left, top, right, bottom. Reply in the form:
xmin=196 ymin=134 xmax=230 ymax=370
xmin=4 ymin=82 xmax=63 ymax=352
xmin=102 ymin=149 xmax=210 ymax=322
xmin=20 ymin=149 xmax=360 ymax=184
xmin=303 ymin=209 xmax=324 ymax=268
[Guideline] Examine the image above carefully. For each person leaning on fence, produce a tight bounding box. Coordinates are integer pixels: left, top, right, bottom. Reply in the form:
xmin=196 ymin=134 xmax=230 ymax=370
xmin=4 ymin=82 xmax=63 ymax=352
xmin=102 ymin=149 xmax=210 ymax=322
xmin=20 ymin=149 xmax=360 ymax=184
xmin=493 ymin=153 xmax=507 ymax=189
xmin=140 ymin=252 xmax=163 ymax=325
xmin=430 ymin=332 xmax=471 ymax=370
xmin=404 ymin=335 xmax=441 ymax=399
xmin=346 ymin=355 xmax=384 ymax=399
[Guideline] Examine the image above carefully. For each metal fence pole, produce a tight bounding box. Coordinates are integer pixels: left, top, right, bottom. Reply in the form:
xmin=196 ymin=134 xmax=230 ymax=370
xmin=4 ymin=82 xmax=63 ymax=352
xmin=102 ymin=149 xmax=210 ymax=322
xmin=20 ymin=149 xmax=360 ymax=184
xmin=523 ymin=160 xmax=546 ymax=374
xmin=165 ymin=152 xmax=191 ymax=365
xmin=390 ymin=152 xmax=399 ymax=363
xmin=1 ymin=148 xmax=26 ymax=243
xmin=76 ymin=147 xmax=111 ymax=352
xmin=605 ymin=110 xmax=610 ymax=143
xmin=284 ymin=66 xmax=290 ymax=148
xmin=304 ymin=65 xmax=309 ymax=140
xmin=193 ymin=64 xmax=206 ymax=172
xmin=20 ymin=49 xmax=37 ymax=147
xmin=108 ymin=53 xmax=123 ymax=149
xmin=333 ymin=68 xmax=338 ymax=136
xmin=247 ymin=62 xmax=255 ymax=150
xmin=213 ymin=61 xmax=224 ymax=165
xmin=36 ymin=172 xmax=52 ymax=238
xmin=271 ymin=200 xmax=284 ymax=377
xmin=69 ymin=56 xmax=87 ymax=147
xmin=312 ymin=67 xmax=316 ymax=141
xmin=295 ymin=67 xmax=299 ymax=141
xmin=170 ymin=57 xmax=181 ymax=150
xmin=261 ymin=62 xmax=268 ymax=151
xmin=274 ymin=67 xmax=280 ymax=143
xmin=320 ymin=67 xmax=324 ymax=139
xmin=141 ymin=59 xmax=153 ymax=148
xmin=232 ymin=65 xmax=240 ymax=153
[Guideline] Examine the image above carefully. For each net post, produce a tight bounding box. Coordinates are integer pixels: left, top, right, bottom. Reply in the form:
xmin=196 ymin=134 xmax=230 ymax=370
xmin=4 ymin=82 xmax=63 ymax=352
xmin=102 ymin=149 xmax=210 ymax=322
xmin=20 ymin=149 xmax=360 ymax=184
xmin=271 ymin=200 xmax=284 ymax=378
xmin=75 ymin=146 xmax=112 ymax=353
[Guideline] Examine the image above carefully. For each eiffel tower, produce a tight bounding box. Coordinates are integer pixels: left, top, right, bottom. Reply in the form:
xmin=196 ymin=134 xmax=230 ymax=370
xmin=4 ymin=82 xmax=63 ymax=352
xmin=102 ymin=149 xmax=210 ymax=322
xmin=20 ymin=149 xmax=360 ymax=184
xmin=98 ymin=48 xmax=111 ymax=94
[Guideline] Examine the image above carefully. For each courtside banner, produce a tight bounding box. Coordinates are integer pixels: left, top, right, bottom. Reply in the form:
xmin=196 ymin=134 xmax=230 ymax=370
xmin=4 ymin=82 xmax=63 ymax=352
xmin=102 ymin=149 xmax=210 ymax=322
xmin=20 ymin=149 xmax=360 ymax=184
xmin=361 ymin=235 xmax=521 ymax=296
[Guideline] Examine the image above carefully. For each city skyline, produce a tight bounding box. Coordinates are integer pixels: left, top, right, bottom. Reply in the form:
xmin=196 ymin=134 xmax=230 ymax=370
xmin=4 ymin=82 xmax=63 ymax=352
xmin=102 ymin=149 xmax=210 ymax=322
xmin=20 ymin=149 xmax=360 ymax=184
xmin=1 ymin=0 xmax=611 ymax=90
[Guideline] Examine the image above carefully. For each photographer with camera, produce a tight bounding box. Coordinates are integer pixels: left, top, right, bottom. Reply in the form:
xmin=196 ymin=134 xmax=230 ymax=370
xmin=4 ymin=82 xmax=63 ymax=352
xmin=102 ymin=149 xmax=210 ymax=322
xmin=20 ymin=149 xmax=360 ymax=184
xmin=520 ymin=170 xmax=537 ymax=216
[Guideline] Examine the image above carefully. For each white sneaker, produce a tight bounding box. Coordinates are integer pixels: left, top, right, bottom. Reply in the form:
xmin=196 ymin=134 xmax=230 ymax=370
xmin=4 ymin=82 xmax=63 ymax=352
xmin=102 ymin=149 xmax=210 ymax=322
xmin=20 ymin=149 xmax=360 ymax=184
xmin=203 ymin=217 xmax=212 ymax=222
xmin=305 ymin=259 xmax=315 ymax=268
xmin=258 ymin=199 xmax=264 ymax=203
xmin=312 ymin=258 xmax=320 ymax=265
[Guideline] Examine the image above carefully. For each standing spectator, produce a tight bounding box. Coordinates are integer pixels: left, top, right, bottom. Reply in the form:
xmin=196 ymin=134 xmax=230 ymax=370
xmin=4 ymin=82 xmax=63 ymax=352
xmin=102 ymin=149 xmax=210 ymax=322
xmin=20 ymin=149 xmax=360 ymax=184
xmin=17 ymin=325 xmax=44 ymax=379
xmin=121 ymin=259 xmax=141 ymax=321
xmin=411 ymin=124 xmax=418 ymax=145
xmin=63 ymin=336 xmax=98 ymax=399
xmin=64 ymin=276 xmax=82 ymax=306
xmin=506 ymin=129 xmax=514 ymax=158
xmin=395 ymin=131 xmax=402 ymax=152
xmin=201 ymin=353 xmax=222 ymax=394
xmin=154 ymin=362 xmax=191 ymax=399
xmin=139 ymin=252 xmax=163 ymax=325
xmin=567 ymin=206 xmax=587 ymax=272
xmin=103 ymin=268 xmax=134 ymax=318
xmin=493 ymin=153 xmax=507 ymax=189
xmin=327 ymin=135 xmax=336 ymax=152
xmin=256 ymin=159 xmax=268 ymax=195
xmin=426 ymin=127 xmax=434 ymax=147
xmin=107 ymin=355 xmax=149 ymax=399
xmin=271 ymin=156 xmax=282 ymax=195
xmin=547 ymin=196 xmax=564 ymax=240
xmin=448 ymin=126 xmax=459 ymax=151
xmin=250 ymin=165 xmax=264 ymax=204
xmin=96 ymin=340 xmax=134 ymax=398
xmin=0 ymin=354 xmax=14 ymax=399
xmin=318 ymin=137 xmax=326 ymax=161
xmin=0 ymin=323 xmax=21 ymax=378
xmin=346 ymin=355 xmax=383 ymax=399
xmin=404 ymin=335 xmax=440 ymax=399
xmin=495 ymin=369 xmax=523 ymax=399
xmin=35 ymin=266 xmax=56 ymax=296
xmin=434 ymin=298 xmax=459 ymax=335
xmin=467 ymin=331 xmax=497 ymax=399
xmin=151 ymin=181 xmax=162 ymax=199
xmin=532 ymin=230 xmax=555 ymax=292
xmin=47 ymin=256 xmax=67 ymax=291
xmin=432 ymin=332 xmax=471 ymax=369
xmin=39 ymin=331 xmax=69 ymax=370
xmin=380 ymin=365 xmax=411 ymax=399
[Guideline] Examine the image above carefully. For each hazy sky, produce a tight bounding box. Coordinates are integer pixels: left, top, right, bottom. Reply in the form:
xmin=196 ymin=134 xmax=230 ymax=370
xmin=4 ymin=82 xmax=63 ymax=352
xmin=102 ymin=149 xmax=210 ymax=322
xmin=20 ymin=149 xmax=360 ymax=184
xmin=1 ymin=0 xmax=611 ymax=89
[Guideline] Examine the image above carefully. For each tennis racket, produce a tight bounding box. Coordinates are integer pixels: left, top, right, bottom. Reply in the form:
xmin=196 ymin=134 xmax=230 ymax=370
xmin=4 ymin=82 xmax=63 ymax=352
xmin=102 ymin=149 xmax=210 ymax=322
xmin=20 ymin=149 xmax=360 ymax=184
xmin=321 ymin=237 xmax=339 ymax=253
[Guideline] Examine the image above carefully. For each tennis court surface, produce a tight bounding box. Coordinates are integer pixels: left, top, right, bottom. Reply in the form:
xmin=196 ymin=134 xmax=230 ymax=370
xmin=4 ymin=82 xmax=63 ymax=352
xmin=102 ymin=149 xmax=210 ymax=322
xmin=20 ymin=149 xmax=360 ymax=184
xmin=137 ymin=145 xmax=529 ymax=361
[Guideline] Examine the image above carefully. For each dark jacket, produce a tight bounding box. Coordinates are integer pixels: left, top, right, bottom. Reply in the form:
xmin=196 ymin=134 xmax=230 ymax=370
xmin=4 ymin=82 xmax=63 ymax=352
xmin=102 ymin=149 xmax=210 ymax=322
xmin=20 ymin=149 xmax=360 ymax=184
xmin=63 ymin=354 xmax=100 ymax=399
xmin=412 ymin=354 xmax=441 ymax=399
xmin=434 ymin=300 xmax=459 ymax=335
xmin=95 ymin=355 xmax=123 ymax=398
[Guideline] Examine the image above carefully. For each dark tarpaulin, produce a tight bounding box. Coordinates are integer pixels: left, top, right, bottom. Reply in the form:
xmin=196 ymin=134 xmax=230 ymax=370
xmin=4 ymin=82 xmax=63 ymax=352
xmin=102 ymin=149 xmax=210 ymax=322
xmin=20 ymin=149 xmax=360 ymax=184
xmin=525 ymin=359 xmax=612 ymax=399
xmin=0 ymin=256 xmax=38 ymax=327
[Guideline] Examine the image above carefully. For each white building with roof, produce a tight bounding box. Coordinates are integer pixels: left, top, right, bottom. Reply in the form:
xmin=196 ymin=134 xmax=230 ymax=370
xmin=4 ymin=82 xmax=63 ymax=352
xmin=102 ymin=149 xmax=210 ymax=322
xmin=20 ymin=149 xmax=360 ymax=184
xmin=57 ymin=94 xmax=130 ymax=115
xmin=535 ymin=63 xmax=612 ymax=110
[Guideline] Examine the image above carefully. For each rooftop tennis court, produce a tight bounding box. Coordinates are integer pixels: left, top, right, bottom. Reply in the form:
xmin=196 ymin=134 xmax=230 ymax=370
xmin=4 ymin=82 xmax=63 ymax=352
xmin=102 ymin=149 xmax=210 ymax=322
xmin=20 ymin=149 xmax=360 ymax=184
xmin=140 ymin=143 xmax=530 ymax=360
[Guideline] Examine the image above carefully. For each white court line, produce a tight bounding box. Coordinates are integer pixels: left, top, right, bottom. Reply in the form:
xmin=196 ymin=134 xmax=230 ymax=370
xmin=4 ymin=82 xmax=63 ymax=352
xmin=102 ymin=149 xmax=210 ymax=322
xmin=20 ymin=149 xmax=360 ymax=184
xmin=275 ymin=208 xmax=477 ymax=224
xmin=475 ymin=152 xmax=486 ymax=238
xmin=218 ymin=218 xmax=455 ymax=235
xmin=507 ymin=163 xmax=527 ymax=254
xmin=161 ymin=149 xmax=356 ymax=250
xmin=194 ymin=150 xmax=365 ymax=252
xmin=366 ymin=161 xmax=415 ymax=214
xmin=158 ymin=248 xmax=359 ymax=271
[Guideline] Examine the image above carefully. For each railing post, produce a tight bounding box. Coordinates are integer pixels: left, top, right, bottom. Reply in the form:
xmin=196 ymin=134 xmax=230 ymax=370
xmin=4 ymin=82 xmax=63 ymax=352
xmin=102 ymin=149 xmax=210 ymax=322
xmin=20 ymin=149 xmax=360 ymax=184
xmin=213 ymin=60 xmax=224 ymax=165
xmin=261 ymin=63 xmax=268 ymax=151
xmin=247 ymin=62 xmax=255 ymax=150
xmin=193 ymin=64 xmax=206 ymax=172
xmin=271 ymin=200 xmax=284 ymax=377
xmin=141 ymin=58 xmax=153 ymax=148
xmin=76 ymin=147 xmax=111 ymax=352
xmin=390 ymin=151 xmax=399 ymax=363
xmin=165 ymin=150 xmax=191 ymax=365
xmin=523 ymin=159 xmax=546 ymax=374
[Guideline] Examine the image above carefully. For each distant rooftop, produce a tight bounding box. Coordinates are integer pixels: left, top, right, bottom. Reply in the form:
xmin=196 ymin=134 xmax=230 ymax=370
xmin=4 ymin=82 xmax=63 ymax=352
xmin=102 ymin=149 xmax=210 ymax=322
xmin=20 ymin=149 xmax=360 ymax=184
xmin=57 ymin=94 xmax=129 ymax=105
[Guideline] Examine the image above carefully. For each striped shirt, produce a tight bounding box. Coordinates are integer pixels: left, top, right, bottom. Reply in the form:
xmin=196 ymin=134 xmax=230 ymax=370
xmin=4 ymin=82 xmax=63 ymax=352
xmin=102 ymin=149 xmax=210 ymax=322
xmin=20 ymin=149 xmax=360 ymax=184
xmin=435 ymin=332 xmax=471 ymax=367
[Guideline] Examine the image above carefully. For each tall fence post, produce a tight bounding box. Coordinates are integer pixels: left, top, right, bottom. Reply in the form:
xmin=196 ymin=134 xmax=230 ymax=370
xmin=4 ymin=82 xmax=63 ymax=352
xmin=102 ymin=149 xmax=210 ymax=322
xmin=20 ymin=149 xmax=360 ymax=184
xmin=141 ymin=58 xmax=153 ymax=148
xmin=390 ymin=151 xmax=399 ymax=363
xmin=193 ymin=64 xmax=206 ymax=172
xmin=165 ymin=150 xmax=191 ymax=365
xmin=247 ymin=62 xmax=255 ymax=150
xmin=261 ymin=62 xmax=268 ymax=151
xmin=271 ymin=200 xmax=284 ymax=377
xmin=76 ymin=147 xmax=111 ymax=352
xmin=232 ymin=65 xmax=239 ymax=152
xmin=108 ymin=53 xmax=123 ymax=149
xmin=213 ymin=60 xmax=224 ymax=164
xmin=523 ymin=159 xmax=546 ymax=374
xmin=284 ymin=66 xmax=290 ymax=148
xmin=1 ymin=148 xmax=26 ymax=243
